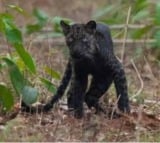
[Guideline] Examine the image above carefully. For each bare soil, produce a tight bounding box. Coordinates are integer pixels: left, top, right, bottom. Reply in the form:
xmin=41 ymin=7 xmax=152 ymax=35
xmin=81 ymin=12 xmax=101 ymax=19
xmin=0 ymin=103 xmax=160 ymax=142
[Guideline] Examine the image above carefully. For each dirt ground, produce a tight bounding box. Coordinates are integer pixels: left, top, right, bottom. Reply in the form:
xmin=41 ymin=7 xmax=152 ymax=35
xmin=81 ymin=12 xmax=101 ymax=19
xmin=0 ymin=0 xmax=160 ymax=142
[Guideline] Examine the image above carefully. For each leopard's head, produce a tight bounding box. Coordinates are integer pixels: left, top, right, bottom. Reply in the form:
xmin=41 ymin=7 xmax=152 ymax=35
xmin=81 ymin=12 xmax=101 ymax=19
xmin=60 ymin=20 xmax=98 ymax=60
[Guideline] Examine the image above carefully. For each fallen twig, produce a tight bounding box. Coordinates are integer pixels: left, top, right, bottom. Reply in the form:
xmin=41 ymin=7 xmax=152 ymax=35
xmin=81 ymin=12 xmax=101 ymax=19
xmin=130 ymin=59 xmax=144 ymax=99
xmin=144 ymin=56 xmax=158 ymax=82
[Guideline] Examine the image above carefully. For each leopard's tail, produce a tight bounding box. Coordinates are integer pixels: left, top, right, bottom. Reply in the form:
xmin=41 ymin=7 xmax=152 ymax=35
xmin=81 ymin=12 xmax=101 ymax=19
xmin=43 ymin=61 xmax=72 ymax=111
xmin=21 ymin=61 xmax=72 ymax=113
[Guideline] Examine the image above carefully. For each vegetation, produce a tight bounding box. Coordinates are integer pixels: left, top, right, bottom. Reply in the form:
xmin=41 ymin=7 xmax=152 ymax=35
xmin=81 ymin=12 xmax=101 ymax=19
xmin=0 ymin=6 xmax=63 ymax=112
xmin=94 ymin=0 xmax=160 ymax=62
xmin=0 ymin=0 xmax=159 ymax=142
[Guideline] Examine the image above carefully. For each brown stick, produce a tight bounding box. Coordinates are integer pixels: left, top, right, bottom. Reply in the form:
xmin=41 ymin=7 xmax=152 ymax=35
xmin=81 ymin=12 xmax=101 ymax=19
xmin=121 ymin=6 xmax=132 ymax=63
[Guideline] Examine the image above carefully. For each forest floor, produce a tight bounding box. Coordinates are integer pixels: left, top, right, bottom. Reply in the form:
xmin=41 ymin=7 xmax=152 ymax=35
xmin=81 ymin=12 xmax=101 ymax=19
xmin=0 ymin=42 xmax=160 ymax=142
xmin=0 ymin=104 xmax=160 ymax=142
xmin=0 ymin=0 xmax=160 ymax=142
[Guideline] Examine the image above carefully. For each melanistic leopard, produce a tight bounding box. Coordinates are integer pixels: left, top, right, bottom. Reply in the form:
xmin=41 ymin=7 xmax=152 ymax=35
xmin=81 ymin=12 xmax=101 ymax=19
xmin=22 ymin=20 xmax=130 ymax=118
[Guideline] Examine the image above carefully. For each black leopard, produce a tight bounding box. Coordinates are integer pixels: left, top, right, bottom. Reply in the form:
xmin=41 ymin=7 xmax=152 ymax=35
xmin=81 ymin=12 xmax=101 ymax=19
xmin=42 ymin=20 xmax=130 ymax=118
xmin=22 ymin=20 xmax=130 ymax=118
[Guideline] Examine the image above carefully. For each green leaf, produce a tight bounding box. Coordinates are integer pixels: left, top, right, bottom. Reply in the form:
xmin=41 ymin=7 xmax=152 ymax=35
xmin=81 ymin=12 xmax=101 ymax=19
xmin=44 ymin=66 xmax=61 ymax=80
xmin=0 ymin=60 xmax=7 ymax=69
xmin=33 ymin=8 xmax=48 ymax=26
xmin=40 ymin=77 xmax=57 ymax=93
xmin=1 ymin=12 xmax=36 ymax=73
xmin=14 ymin=43 xmax=36 ymax=74
xmin=0 ymin=13 xmax=22 ymax=44
xmin=0 ymin=63 xmax=2 ymax=70
xmin=8 ymin=5 xmax=26 ymax=15
xmin=155 ymin=3 xmax=160 ymax=25
xmin=133 ymin=0 xmax=148 ymax=13
xmin=5 ymin=27 xmax=23 ymax=44
xmin=25 ymin=9 xmax=49 ymax=34
xmin=132 ymin=10 xmax=149 ymax=22
xmin=21 ymin=86 xmax=39 ymax=105
xmin=131 ymin=25 xmax=152 ymax=39
xmin=0 ymin=84 xmax=14 ymax=111
xmin=154 ymin=31 xmax=160 ymax=47
xmin=3 ymin=58 xmax=26 ymax=94
xmin=26 ymin=24 xmax=42 ymax=34
xmin=0 ymin=13 xmax=13 ymax=28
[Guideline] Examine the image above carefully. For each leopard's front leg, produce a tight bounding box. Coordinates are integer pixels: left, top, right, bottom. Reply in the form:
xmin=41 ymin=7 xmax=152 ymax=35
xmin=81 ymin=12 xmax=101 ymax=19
xmin=67 ymin=72 xmax=88 ymax=118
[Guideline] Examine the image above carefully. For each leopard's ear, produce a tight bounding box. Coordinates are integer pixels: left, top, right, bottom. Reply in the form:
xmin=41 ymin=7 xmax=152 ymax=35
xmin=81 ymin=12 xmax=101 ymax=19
xmin=85 ymin=20 xmax=96 ymax=32
xmin=60 ymin=20 xmax=70 ymax=35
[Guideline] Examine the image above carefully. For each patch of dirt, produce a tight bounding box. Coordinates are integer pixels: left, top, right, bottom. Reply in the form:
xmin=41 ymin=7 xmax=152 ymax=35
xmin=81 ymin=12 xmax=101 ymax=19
xmin=0 ymin=105 xmax=160 ymax=142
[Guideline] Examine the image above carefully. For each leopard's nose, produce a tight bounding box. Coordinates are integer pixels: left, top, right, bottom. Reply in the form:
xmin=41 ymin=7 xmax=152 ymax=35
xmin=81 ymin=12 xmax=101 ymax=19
xmin=71 ymin=53 xmax=81 ymax=59
xmin=71 ymin=49 xmax=82 ymax=59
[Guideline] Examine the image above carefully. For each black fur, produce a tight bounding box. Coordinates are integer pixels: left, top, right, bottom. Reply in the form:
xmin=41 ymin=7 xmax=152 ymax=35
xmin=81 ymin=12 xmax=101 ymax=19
xmin=43 ymin=20 xmax=130 ymax=118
